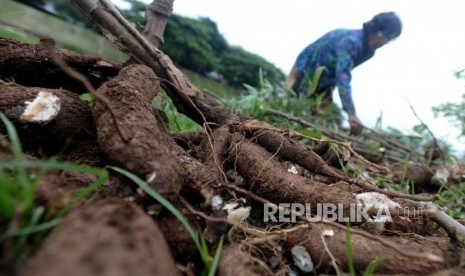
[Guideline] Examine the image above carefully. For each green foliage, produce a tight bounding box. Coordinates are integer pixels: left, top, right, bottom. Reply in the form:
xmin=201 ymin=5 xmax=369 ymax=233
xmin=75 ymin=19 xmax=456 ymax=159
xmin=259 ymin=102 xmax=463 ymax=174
xmin=209 ymin=235 xmax=224 ymax=276
xmin=362 ymin=257 xmax=385 ymax=276
xmin=301 ymin=66 xmax=328 ymax=96
xmin=218 ymin=46 xmax=285 ymax=88
xmin=384 ymin=125 xmax=432 ymax=155
xmin=164 ymin=101 xmax=202 ymax=133
xmin=0 ymin=28 xmax=38 ymax=44
xmin=0 ymin=114 xmax=107 ymax=262
xmin=433 ymin=99 xmax=465 ymax=137
xmin=345 ymin=222 xmax=385 ymax=275
xmin=115 ymin=0 xmax=285 ymax=88
xmin=163 ymin=14 xmax=227 ymax=75
xmin=164 ymin=14 xmax=286 ymax=89
xmin=16 ymin=0 xmax=285 ymax=89
xmin=79 ymin=93 xmax=93 ymax=104
xmin=151 ymin=90 xmax=202 ymax=133
xmin=182 ymin=68 xmax=237 ymax=99
xmin=437 ymin=181 xmax=465 ymax=220
xmin=227 ymin=68 xmax=342 ymax=134
xmin=109 ymin=166 xmax=223 ymax=275
xmin=227 ymin=68 xmax=276 ymax=118
xmin=330 ymin=144 xmax=349 ymax=174
xmin=433 ymin=69 xmax=465 ymax=136
xmin=120 ymin=0 xmax=147 ymax=30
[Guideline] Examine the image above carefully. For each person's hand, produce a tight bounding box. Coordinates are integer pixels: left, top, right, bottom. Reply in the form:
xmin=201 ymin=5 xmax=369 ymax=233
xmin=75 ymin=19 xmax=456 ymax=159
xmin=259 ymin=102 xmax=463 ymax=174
xmin=348 ymin=114 xmax=363 ymax=136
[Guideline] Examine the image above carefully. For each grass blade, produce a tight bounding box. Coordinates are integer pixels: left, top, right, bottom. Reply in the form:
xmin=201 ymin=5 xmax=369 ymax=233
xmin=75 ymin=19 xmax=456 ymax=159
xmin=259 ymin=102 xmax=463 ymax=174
xmin=346 ymin=223 xmax=356 ymax=276
xmin=308 ymin=66 xmax=327 ymax=95
xmin=1 ymin=218 xmax=61 ymax=240
xmin=363 ymin=256 xmax=385 ymax=276
xmin=208 ymin=235 xmax=224 ymax=276
xmin=198 ymin=229 xmax=213 ymax=266
xmin=0 ymin=113 xmax=28 ymax=189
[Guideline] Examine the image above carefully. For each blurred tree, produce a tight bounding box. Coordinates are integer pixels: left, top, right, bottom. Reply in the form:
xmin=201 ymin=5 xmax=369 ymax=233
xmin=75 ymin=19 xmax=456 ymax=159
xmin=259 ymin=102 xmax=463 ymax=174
xmin=119 ymin=0 xmax=285 ymax=88
xmin=119 ymin=0 xmax=147 ymax=30
xmin=163 ymin=15 xmax=227 ymax=75
xmin=15 ymin=0 xmax=285 ymax=88
xmin=219 ymin=46 xmax=284 ymax=89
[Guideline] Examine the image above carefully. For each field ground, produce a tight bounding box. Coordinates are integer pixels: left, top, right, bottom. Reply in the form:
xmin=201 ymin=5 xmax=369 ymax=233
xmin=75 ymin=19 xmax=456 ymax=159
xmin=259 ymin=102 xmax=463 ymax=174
xmin=1 ymin=1 xmax=465 ymax=275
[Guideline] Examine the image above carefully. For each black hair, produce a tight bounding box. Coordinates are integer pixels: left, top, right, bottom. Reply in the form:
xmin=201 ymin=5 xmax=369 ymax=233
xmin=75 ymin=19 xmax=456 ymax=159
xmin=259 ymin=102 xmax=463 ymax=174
xmin=363 ymin=12 xmax=402 ymax=40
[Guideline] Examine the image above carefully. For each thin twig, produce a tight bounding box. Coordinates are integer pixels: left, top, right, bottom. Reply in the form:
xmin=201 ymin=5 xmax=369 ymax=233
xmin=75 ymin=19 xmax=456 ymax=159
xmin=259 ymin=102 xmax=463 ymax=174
xmin=267 ymin=108 xmax=425 ymax=163
xmin=407 ymin=101 xmax=444 ymax=164
xmin=320 ymin=233 xmax=342 ymax=276
xmin=404 ymin=199 xmax=465 ymax=240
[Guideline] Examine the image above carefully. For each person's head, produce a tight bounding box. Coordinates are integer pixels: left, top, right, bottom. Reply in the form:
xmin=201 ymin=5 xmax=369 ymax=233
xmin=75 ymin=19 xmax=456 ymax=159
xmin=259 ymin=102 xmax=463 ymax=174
xmin=363 ymin=12 xmax=402 ymax=51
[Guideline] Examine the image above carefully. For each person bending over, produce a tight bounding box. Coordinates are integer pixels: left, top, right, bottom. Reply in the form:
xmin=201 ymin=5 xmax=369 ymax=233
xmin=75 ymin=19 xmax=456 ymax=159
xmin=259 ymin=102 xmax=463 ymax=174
xmin=285 ymin=12 xmax=402 ymax=135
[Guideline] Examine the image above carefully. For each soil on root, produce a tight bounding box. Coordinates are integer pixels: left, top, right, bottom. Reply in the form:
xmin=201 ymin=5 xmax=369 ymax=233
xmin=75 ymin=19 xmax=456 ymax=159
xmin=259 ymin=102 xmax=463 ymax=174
xmin=284 ymin=225 xmax=460 ymax=274
xmin=229 ymin=133 xmax=357 ymax=214
xmin=92 ymin=64 xmax=182 ymax=198
xmin=22 ymin=198 xmax=179 ymax=276
xmin=1 ymin=37 xmax=465 ymax=276
xmin=0 ymin=84 xmax=93 ymax=150
xmin=35 ymin=170 xmax=98 ymax=212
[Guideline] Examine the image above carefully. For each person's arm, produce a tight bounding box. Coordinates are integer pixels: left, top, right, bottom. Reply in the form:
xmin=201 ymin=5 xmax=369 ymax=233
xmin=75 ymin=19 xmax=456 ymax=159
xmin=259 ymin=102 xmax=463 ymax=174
xmin=335 ymin=46 xmax=356 ymax=115
xmin=348 ymin=114 xmax=363 ymax=136
xmin=335 ymin=40 xmax=363 ymax=135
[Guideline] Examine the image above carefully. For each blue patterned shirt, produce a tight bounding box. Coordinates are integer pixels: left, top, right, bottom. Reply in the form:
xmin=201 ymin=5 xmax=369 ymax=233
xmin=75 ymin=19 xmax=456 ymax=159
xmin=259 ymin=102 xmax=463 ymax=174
xmin=295 ymin=29 xmax=375 ymax=115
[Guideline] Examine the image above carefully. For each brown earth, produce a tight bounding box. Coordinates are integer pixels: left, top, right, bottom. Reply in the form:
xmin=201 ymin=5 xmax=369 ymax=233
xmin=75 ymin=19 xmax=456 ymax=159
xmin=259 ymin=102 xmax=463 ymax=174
xmin=1 ymin=1 xmax=465 ymax=274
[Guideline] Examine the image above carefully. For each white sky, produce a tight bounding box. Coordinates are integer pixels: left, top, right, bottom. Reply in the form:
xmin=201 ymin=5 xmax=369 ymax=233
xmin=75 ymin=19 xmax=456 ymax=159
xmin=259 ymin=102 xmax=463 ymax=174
xmin=113 ymin=0 xmax=465 ymax=154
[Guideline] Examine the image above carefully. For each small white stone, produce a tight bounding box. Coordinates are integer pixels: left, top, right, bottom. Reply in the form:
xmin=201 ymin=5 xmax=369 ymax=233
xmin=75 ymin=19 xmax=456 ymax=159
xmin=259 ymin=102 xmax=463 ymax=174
xmin=291 ymin=245 xmax=314 ymax=272
xmin=147 ymin=204 xmax=162 ymax=216
xmin=287 ymin=165 xmax=299 ymax=175
xmin=146 ymin=172 xmax=157 ymax=183
xmin=136 ymin=188 xmax=145 ymax=196
xmin=123 ymin=196 xmax=135 ymax=202
xmin=211 ymin=195 xmax=223 ymax=209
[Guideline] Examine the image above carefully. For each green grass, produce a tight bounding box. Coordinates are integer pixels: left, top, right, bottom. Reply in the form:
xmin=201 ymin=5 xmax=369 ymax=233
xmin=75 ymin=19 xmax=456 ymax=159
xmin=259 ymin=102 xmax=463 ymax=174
xmin=164 ymin=104 xmax=203 ymax=133
xmin=345 ymin=222 xmax=385 ymax=276
xmin=0 ymin=28 xmax=38 ymax=44
xmin=345 ymin=223 xmax=356 ymax=276
xmin=437 ymin=182 xmax=465 ymax=220
xmin=0 ymin=0 xmax=128 ymax=63
xmin=0 ymin=27 xmax=104 ymax=59
xmin=182 ymin=68 xmax=238 ymax=99
xmin=0 ymin=113 xmax=108 ymax=263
